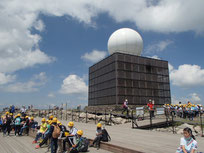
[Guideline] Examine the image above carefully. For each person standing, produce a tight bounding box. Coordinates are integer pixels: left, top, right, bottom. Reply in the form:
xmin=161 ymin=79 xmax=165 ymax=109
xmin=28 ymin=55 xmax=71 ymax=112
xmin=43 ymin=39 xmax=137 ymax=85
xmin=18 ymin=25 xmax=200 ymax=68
xmin=5 ymin=114 xmax=12 ymax=136
xmin=49 ymin=118 xmax=61 ymax=153
xmin=122 ymin=99 xmax=129 ymax=116
xmin=147 ymin=99 xmax=155 ymax=118
xmin=14 ymin=114 xmax=21 ymax=136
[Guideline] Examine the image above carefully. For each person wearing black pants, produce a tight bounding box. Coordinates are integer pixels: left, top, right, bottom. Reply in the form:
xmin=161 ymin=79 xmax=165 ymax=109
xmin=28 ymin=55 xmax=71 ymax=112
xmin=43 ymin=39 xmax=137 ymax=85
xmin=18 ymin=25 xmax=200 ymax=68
xmin=49 ymin=118 xmax=60 ymax=153
xmin=5 ymin=115 xmax=12 ymax=136
xmin=89 ymin=123 xmax=103 ymax=150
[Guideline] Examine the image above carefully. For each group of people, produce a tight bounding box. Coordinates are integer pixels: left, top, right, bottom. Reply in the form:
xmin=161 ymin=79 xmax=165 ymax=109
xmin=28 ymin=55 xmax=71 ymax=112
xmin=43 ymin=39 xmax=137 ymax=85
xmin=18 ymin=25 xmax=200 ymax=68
xmin=32 ymin=115 xmax=110 ymax=153
xmin=0 ymin=111 xmax=111 ymax=153
xmin=0 ymin=112 xmax=36 ymax=136
xmin=164 ymin=101 xmax=203 ymax=120
xmin=0 ymin=104 xmax=201 ymax=153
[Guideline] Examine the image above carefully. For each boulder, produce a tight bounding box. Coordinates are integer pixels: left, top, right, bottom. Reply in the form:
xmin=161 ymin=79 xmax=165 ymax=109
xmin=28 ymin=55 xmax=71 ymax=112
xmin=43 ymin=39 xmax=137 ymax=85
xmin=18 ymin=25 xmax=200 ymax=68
xmin=177 ymin=129 xmax=184 ymax=134
xmin=111 ymin=117 xmax=126 ymax=124
xmin=177 ymin=123 xmax=194 ymax=130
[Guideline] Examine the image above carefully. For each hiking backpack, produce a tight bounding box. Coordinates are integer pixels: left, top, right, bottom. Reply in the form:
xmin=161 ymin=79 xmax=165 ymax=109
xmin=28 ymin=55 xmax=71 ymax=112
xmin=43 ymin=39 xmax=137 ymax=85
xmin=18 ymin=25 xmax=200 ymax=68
xmin=78 ymin=137 xmax=89 ymax=152
xmin=52 ymin=125 xmax=61 ymax=138
xmin=101 ymin=129 xmax=111 ymax=142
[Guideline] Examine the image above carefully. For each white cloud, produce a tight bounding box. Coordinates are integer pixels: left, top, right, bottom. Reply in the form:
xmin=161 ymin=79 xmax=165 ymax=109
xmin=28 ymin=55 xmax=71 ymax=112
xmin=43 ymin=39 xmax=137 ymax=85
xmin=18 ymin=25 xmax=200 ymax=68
xmin=48 ymin=93 xmax=55 ymax=98
xmin=172 ymin=93 xmax=201 ymax=104
xmin=33 ymin=20 xmax=45 ymax=32
xmin=81 ymin=50 xmax=107 ymax=63
xmin=170 ymin=64 xmax=204 ymax=88
xmin=146 ymin=40 xmax=173 ymax=53
xmin=168 ymin=63 xmax=174 ymax=73
xmin=0 ymin=1 xmax=203 ymax=75
xmin=147 ymin=55 xmax=161 ymax=60
xmin=92 ymin=0 xmax=204 ymax=33
xmin=0 ymin=73 xmax=16 ymax=85
xmin=189 ymin=93 xmax=201 ymax=102
xmin=59 ymin=74 xmax=88 ymax=95
xmin=0 ymin=72 xmax=47 ymax=93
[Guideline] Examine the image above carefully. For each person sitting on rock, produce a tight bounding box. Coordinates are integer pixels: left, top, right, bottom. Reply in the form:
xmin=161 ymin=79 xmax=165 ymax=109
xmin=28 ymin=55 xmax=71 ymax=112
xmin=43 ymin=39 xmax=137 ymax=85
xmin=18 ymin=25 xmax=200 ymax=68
xmin=89 ymin=123 xmax=103 ymax=150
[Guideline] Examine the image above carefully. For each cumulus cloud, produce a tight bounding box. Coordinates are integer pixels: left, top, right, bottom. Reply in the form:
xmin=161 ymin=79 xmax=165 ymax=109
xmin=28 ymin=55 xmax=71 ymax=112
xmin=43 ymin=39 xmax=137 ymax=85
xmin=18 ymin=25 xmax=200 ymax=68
xmin=170 ymin=64 xmax=204 ymax=88
xmin=0 ymin=73 xmax=16 ymax=85
xmin=189 ymin=93 xmax=201 ymax=102
xmin=172 ymin=93 xmax=201 ymax=104
xmin=0 ymin=72 xmax=47 ymax=93
xmin=146 ymin=40 xmax=174 ymax=53
xmin=59 ymin=74 xmax=88 ymax=95
xmin=0 ymin=0 xmax=203 ymax=76
xmin=81 ymin=50 xmax=107 ymax=63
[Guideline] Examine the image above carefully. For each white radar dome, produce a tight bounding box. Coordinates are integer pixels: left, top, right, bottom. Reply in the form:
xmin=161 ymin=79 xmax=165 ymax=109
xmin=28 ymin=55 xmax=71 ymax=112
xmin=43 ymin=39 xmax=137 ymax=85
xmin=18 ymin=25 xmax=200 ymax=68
xmin=108 ymin=28 xmax=143 ymax=56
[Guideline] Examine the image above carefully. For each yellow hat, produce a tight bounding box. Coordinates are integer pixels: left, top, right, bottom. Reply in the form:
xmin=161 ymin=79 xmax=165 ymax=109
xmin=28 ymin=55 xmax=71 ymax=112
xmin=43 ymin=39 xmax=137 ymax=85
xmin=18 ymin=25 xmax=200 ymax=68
xmin=68 ymin=122 xmax=74 ymax=127
xmin=25 ymin=116 xmax=29 ymax=119
xmin=10 ymin=113 xmax=13 ymax=116
xmin=97 ymin=123 xmax=102 ymax=128
xmin=17 ymin=113 xmax=21 ymax=117
xmin=77 ymin=130 xmax=83 ymax=136
xmin=49 ymin=115 xmax=54 ymax=120
xmin=42 ymin=118 xmax=46 ymax=122
xmin=5 ymin=112 xmax=9 ymax=115
xmin=30 ymin=117 xmax=34 ymax=120
xmin=65 ymin=132 xmax=69 ymax=137
xmin=57 ymin=121 xmax=62 ymax=125
xmin=52 ymin=118 xmax=57 ymax=123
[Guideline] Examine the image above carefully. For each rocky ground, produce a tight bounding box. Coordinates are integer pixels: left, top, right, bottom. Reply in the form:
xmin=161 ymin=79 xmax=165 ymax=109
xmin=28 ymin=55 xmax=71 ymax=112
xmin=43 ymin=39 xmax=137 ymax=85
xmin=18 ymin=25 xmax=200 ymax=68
xmin=152 ymin=123 xmax=203 ymax=136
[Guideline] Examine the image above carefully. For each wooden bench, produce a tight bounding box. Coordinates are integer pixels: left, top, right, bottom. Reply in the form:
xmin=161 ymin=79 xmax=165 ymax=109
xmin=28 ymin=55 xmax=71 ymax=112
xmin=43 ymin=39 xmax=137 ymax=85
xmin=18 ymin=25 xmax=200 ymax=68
xmin=28 ymin=128 xmax=142 ymax=153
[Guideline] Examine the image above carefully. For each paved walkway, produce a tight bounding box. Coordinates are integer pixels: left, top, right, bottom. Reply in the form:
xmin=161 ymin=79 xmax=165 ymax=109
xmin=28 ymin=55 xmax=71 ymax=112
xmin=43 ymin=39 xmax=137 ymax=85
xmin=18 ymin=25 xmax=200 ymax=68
xmin=0 ymin=131 xmax=111 ymax=153
xmin=35 ymin=117 xmax=204 ymax=153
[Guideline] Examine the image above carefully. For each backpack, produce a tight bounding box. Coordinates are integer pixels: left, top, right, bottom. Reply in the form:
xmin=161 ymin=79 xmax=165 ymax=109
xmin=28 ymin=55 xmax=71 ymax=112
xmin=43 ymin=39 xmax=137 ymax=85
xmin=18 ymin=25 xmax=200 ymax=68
xmin=52 ymin=125 xmax=61 ymax=138
xmin=78 ymin=137 xmax=89 ymax=152
xmin=101 ymin=129 xmax=111 ymax=142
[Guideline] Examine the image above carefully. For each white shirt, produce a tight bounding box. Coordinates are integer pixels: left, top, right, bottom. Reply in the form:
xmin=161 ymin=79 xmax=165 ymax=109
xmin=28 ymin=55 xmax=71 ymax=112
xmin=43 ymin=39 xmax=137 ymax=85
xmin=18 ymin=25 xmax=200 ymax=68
xmin=176 ymin=137 xmax=197 ymax=153
xmin=69 ymin=127 xmax=78 ymax=135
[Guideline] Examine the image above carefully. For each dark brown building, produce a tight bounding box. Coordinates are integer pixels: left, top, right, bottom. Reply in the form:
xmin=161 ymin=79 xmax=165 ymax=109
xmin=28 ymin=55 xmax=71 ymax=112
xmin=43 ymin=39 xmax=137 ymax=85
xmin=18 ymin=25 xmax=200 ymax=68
xmin=88 ymin=52 xmax=171 ymax=107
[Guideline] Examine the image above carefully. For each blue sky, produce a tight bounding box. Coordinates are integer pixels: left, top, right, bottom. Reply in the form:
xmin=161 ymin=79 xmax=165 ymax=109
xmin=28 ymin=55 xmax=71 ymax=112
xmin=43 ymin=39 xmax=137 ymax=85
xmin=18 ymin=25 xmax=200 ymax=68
xmin=0 ymin=0 xmax=204 ymax=109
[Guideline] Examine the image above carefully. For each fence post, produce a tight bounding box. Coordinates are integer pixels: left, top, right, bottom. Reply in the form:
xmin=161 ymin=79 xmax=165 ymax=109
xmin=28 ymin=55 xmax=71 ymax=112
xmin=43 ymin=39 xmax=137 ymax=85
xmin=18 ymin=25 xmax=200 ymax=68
xmin=110 ymin=112 xmax=112 ymax=125
xmin=61 ymin=109 xmax=63 ymax=120
xmin=132 ymin=110 xmax=134 ymax=128
xmin=66 ymin=103 xmax=67 ymax=121
xmin=86 ymin=111 xmax=88 ymax=123
xmin=71 ymin=110 xmax=73 ymax=121
xmin=200 ymin=111 xmax=204 ymax=137
xmin=150 ymin=110 xmax=152 ymax=129
xmin=172 ymin=114 xmax=175 ymax=134
xmin=95 ymin=110 xmax=97 ymax=124
xmin=105 ymin=110 xmax=106 ymax=125
xmin=78 ymin=110 xmax=80 ymax=122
